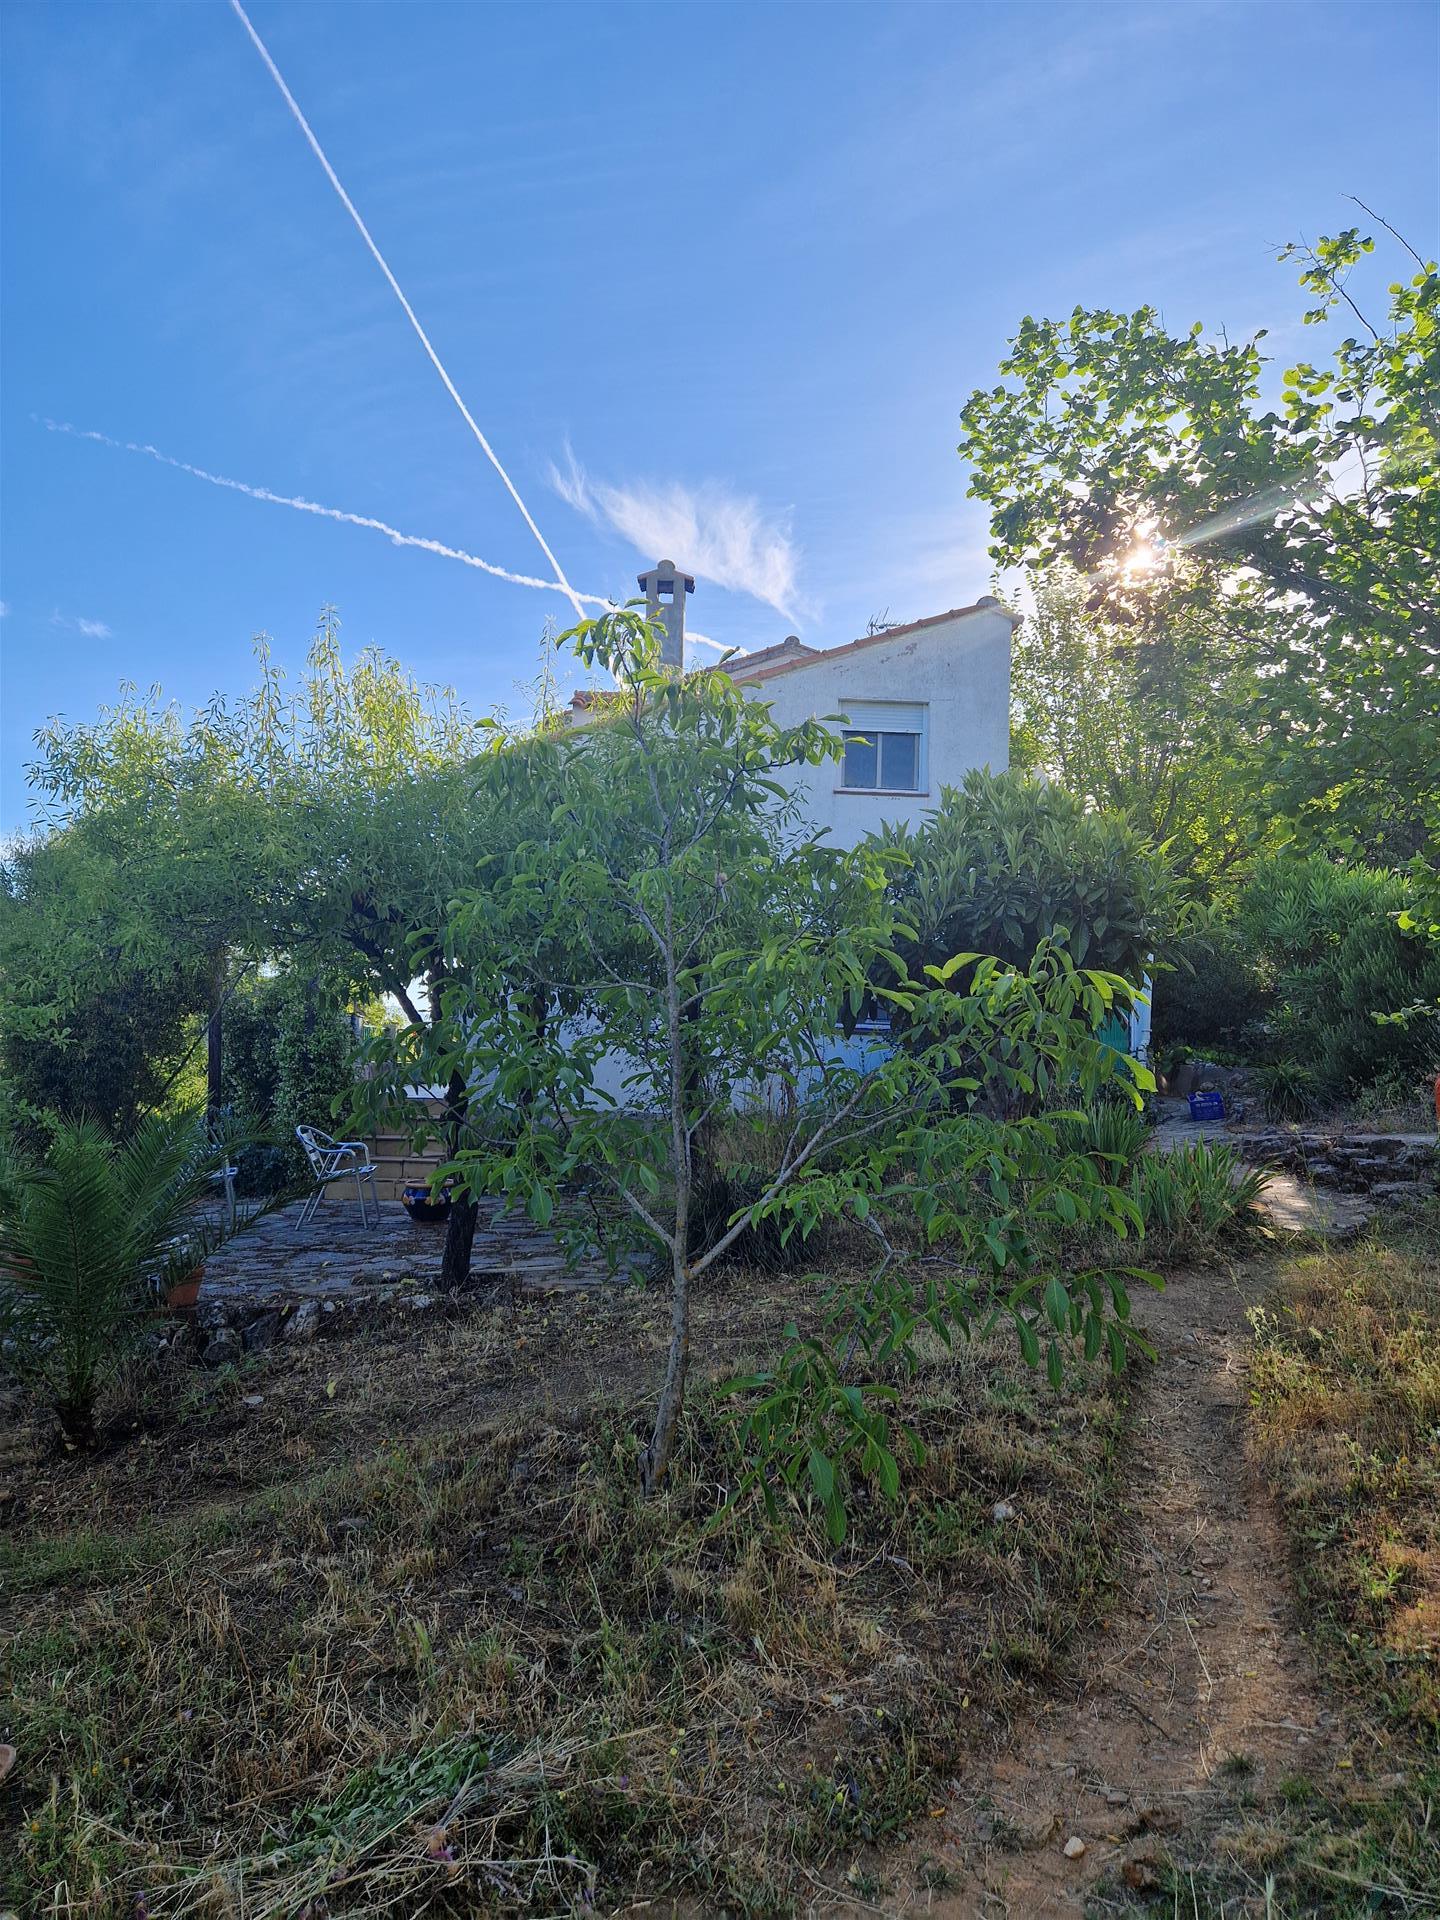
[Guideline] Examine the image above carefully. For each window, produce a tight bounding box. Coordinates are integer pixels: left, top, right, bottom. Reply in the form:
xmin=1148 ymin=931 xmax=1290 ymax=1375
xmin=838 ymin=702 xmax=926 ymax=792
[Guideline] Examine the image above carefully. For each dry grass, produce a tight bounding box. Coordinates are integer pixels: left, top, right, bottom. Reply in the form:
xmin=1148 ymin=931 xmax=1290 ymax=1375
xmin=1249 ymin=1215 xmax=1440 ymax=1746
xmin=1 ymin=1273 xmax=1129 ymax=1918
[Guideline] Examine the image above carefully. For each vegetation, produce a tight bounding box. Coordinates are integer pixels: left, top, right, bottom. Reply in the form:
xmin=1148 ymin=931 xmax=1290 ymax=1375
xmin=879 ymin=765 xmax=1181 ymax=985
xmin=1152 ymin=855 xmax=1440 ymax=1106
xmin=1251 ymin=1226 xmax=1439 ymax=1746
xmin=0 ymin=1115 xmax=246 ymax=1446
xmin=1110 ymin=1216 xmax=1440 ymax=1918
xmin=1 ymin=204 xmax=1435 ymax=1920
xmin=1 ymin=1265 xmax=1131 ymax=1917
xmin=1008 ymin=568 xmax=1271 ymax=884
xmin=961 ymin=225 xmax=1438 ymax=862
xmin=359 ymin=609 xmax=1165 ymax=1512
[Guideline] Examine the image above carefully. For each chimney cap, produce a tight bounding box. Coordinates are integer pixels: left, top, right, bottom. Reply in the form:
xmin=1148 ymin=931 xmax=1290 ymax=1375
xmin=638 ymin=559 xmax=695 ymax=595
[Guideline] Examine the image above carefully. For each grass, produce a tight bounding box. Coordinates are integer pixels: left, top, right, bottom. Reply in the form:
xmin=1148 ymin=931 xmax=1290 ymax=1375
xmin=1249 ymin=1219 xmax=1440 ymax=1746
xmin=1101 ymin=1204 xmax=1440 ymax=1920
xmin=2 ymin=1273 xmax=1130 ymax=1918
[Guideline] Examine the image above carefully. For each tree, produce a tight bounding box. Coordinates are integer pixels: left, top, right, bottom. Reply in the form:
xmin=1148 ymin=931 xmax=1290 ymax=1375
xmin=361 ymin=610 xmax=1157 ymax=1511
xmin=10 ymin=610 xmax=513 ymax=1283
xmin=1008 ymin=570 xmax=1276 ymax=883
xmin=959 ymin=220 xmax=1439 ymax=860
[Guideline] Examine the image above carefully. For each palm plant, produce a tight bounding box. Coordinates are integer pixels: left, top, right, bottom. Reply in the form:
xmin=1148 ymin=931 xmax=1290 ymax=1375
xmin=0 ymin=1114 xmax=245 ymax=1446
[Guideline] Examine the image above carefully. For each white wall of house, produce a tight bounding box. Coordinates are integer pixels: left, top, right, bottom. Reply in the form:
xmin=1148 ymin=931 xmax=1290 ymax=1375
xmin=731 ymin=600 xmax=1015 ymax=848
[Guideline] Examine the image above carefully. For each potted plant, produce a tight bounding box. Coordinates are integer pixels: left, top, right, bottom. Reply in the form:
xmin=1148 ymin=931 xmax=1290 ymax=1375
xmin=402 ymin=1178 xmax=453 ymax=1224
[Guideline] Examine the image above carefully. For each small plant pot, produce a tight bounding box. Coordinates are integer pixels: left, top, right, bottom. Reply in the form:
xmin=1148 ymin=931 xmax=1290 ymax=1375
xmin=402 ymin=1183 xmax=452 ymax=1224
xmin=165 ymin=1268 xmax=205 ymax=1312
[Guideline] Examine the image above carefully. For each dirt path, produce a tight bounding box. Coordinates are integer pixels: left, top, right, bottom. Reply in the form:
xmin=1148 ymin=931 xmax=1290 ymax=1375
xmin=864 ymin=1258 xmax=1350 ymax=1916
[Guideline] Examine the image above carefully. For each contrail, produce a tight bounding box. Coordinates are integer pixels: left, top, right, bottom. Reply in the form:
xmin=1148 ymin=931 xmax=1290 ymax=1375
xmin=42 ymin=419 xmax=613 ymax=607
xmin=227 ymin=0 xmax=584 ymax=622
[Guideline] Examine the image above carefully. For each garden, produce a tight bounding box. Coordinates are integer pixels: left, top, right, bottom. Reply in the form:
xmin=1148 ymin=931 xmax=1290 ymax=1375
xmin=2 ymin=222 xmax=1437 ymax=1917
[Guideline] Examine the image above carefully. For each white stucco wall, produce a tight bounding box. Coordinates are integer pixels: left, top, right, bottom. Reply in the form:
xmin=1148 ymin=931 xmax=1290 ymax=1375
xmin=732 ymin=604 xmax=1013 ymax=848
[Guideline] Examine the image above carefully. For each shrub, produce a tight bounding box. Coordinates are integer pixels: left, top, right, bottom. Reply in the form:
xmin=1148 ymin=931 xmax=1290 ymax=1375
xmin=879 ymin=768 xmax=1181 ymax=988
xmin=1258 ymin=1059 xmax=1321 ymax=1120
xmin=1148 ymin=918 xmax=1268 ymax=1056
xmin=1241 ymin=857 xmax=1440 ymax=1102
xmin=1131 ymin=1141 xmax=1268 ymax=1247
xmin=0 ymin=1116 xmax=239 ymax=1445
xmin=1154 ymin=857 xmax=1440 ymax=1101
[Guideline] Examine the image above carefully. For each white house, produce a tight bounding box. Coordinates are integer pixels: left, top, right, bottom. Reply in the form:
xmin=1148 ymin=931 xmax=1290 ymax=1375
xmin=571 ymin=560 xmax=1017 ymax=844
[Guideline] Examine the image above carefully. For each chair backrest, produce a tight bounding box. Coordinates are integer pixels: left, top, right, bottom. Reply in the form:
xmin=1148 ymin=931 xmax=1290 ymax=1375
xmin=295 ymin=1125 xmax=338 ymax=1177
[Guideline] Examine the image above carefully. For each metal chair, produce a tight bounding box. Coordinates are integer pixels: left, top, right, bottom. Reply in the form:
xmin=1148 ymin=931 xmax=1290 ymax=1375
xmin=207 ymin=1111 xmax=239 ymax=1233
xmin=295 ymin=1125 xmax=379 ymax=1228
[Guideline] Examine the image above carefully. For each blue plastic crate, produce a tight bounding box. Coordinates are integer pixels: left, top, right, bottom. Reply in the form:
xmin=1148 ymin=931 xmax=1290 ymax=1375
xmin=1188 ymin=1089 xmax=1226 ymax=1122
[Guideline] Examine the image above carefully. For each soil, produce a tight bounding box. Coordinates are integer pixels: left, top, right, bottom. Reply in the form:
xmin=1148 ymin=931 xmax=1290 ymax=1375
xmin=866 ymin=1258 xmax=1352 ymax=1917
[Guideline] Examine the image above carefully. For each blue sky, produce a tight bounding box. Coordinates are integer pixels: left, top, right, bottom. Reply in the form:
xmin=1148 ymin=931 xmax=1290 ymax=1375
xmin=1 ymin=0 xmax=1435 ymax=830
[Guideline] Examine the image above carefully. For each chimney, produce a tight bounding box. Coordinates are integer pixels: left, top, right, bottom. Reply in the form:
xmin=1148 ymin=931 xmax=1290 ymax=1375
xmin=637 ymin=559 xmax=695 ymax=672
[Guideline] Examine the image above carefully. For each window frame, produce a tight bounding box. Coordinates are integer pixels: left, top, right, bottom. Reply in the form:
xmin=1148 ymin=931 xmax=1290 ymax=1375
xmin=835 ymin=701 xmax=928 ymax=795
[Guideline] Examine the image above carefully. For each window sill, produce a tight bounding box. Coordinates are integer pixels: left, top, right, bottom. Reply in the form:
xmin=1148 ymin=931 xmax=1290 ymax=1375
xmin=834 ymin=788 xmax=929 ymax=798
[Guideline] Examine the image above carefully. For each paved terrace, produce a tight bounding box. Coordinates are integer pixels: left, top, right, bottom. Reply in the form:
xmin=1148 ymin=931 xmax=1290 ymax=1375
xmin=200 ymin=1197 xmax=624 ymax=1318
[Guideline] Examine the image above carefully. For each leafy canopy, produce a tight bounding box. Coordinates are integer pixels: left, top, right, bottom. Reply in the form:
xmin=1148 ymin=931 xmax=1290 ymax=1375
xmin=960 ymin=223 xmax=1439 ymax=859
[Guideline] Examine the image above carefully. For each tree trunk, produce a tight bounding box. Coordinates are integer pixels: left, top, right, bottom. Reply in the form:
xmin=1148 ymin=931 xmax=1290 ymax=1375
xmin=206 ymin=948 xmax=227 ymax=1119
xmin=439 ymin=1063 xmax=477 ymax=1290
xmin=441 ymin=1187 xmax=480 ymax=1290
xmin=642 ymin=1245 xmax=691 ymax=1491
xmin=644 ymin=895 xmax=692 ymax=1493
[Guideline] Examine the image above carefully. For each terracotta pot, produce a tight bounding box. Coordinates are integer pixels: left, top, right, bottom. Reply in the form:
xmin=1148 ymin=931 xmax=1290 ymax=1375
xmin=165 ymin=1268 xmax=204 ymax=1311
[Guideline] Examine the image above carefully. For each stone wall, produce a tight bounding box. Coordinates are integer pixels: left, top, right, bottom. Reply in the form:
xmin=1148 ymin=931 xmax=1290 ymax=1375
xmin=1235 ymin=1129 xmax=1436 ymax=1197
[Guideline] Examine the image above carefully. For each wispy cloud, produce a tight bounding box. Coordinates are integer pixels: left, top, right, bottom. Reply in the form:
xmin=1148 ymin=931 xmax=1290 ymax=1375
xmin=550 ymin=446 xmax=800 ymax=620
xmin=46 ymin=608 xmax=115 ymax=640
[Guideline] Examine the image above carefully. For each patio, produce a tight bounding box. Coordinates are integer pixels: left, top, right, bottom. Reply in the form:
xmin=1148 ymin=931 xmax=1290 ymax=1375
xmin=196 ymin=1195 xmax=628 ymax=1331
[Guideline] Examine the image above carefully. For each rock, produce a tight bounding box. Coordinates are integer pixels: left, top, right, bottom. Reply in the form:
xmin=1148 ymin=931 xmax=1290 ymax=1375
xmin=282 ymin=1301 xmax=321 ymax=1343
xmin=202 ymin=1328 xmax=242 ymax=1369
xmin=1133 ymin=1803 xmax=1183 ymax=1834
xmin=992 ymin=1500 xmax=1017 ymax=1522
xmin=1122 ymin=1853 xmax=1162 ymax=1891
xmin=242 ymin=1394 xmax=264 ymax=1409
xmin=1062 ymin=1835 xmax=1087 ymax=1859
xmin=243 ymin=1312 xmax=280 ymax=1353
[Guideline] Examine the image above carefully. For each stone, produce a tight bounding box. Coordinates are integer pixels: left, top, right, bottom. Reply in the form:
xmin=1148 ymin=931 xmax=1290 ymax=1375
xmin=202 ymin=1328 xmax=242 ymax=1369
xmin=283 ymin=1301 xmax=322 ymax=1343
xmin=243 ymin=1312 xmax=280 ymax=1353
xmin=992 ymin=1500 xmax=1017 ymax=1522
xmin=1063 ymin=1835 xmax=1087 ymax=1859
